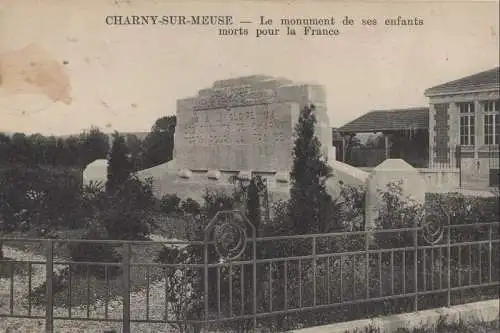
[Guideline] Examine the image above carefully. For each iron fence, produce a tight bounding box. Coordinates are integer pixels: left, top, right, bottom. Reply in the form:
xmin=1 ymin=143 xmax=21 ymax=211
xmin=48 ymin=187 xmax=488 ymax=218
xmin=0 ymin=211 xmax=499 ymax=333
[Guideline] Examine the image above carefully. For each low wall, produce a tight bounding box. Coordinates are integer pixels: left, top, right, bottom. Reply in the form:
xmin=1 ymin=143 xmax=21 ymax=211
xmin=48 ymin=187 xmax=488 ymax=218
xmin=286 ymin=299 xmax=499 ymax=333
xmin=359 ymin=167 xmax=460 ymax=190
xmin=329 ymin=160 xmax=369 ymax=186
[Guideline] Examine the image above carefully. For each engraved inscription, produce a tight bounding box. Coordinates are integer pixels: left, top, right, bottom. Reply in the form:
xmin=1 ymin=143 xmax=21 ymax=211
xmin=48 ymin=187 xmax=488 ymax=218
xmin=182 ymin=104 xmax=290 ymax=146
xmin=193 ymin=86 xmax=278 ymax=111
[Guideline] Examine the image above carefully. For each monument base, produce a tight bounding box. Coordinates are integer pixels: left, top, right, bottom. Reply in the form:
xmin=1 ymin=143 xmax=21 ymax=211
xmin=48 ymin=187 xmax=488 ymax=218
xmin=136 ymin=162 xmax=343 ymax=205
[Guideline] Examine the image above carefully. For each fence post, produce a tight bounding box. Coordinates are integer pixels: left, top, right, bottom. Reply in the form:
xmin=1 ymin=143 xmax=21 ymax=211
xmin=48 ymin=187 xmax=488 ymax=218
xmin=252 ymin=227 xmax=257 ymax=332
xmin=457 ymin=146 xmax=462 ymax=187
xmin=45 ymin=240 xmax=54 ymax=333
xmin=122 ymin=243 xmax=131 ymax=333
xmin=446 ymin=215 xmax=452 ymax=307
xmin=413 ymin=223 xmax=419 ymax=312
xmin=203 ymin=233 xmax=209 ymax=332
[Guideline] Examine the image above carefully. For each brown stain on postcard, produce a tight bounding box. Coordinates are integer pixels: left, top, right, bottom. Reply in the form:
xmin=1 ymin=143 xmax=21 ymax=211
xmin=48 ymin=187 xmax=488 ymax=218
xmin=0 ymin=44 xmax=72 ymax=104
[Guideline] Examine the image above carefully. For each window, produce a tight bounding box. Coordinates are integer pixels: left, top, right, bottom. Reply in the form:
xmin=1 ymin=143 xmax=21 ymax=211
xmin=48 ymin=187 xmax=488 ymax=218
xmin=483 ymin=99 xmax=500 ymax=145
xmin=459 ymin=102 xmax=475 ymax=145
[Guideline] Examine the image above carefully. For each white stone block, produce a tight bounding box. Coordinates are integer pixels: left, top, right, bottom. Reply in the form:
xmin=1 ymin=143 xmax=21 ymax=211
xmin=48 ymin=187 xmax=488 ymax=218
xmin=207 ymin=170 xmax=221 ymax=180
xmin=365 ymin=159 xmax=426 ymax=230
xmin=178 ymin=169 xmax=192 ymax=179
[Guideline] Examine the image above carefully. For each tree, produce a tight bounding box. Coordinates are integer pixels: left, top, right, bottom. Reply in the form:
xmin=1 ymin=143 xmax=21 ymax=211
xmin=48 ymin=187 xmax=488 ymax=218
xmin=10 ymin=133 xmax=31 ymax=165
xmin=79 ymin=126 xmax=110 ymax=167
xmin=142 ymin=115 xmax=176 ymax=168
xmin=125 ymin=134 xmax=144 ymax=171
xmin=246 ymin=177 xmax=262 ymax=234
xmin=288 ymin=104 xmax=334 ymax=234
xmin=62 ymin=136 xmax=81 ymax=167
xmin=0 ymin=133 xmax=11 ymax=165
xmin=106 ymin=132 xmax=132 ymax=193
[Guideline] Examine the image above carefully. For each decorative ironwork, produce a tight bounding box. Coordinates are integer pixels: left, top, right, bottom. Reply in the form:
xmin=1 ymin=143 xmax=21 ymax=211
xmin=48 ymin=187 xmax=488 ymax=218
xmin=206 ymin=210 xmax=252 ymax=261
xmin=422 ymin=212 xmax=445 ymax=245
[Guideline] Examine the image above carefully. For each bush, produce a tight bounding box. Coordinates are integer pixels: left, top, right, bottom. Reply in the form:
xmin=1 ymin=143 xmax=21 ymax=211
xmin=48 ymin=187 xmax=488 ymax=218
xmin=372 ymin=180 xmax=424 ymax=249
xmin=202 ymin=189 xmax=237 ymax=218
xmin=0 ymin=166 xmax=84 ymax=232
xmin=425 ymin=192 xmax=499 ymax=224
xmin=68 ymin=225 xmax=122 ymax=279
xmin=99 ymin=176 xmax=156 ymax=240
xmin=160 ymin=194 xmax=181 ymax=214
xmin=337 ymin=183 xmax=366 ymax=232
xmin=180 ymin=198 xmax=201 ymax=215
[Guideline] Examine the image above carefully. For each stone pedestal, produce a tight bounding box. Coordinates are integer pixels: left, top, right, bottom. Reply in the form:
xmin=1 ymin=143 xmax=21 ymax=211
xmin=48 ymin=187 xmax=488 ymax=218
xmin=365 ymin=159 xmax=426 ymax=231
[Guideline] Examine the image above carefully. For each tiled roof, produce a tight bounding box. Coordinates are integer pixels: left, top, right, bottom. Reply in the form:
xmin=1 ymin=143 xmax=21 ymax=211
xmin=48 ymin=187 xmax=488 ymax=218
xmin=338 ymin=107 xmax=429 ymax=133
xmin=425 ymin=67 xmax=500 ymax=96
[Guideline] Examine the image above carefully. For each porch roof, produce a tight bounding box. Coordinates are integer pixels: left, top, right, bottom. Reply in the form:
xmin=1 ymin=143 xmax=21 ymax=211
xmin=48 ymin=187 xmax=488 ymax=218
xmin=337 ymin=107 xmax=429 ymax=134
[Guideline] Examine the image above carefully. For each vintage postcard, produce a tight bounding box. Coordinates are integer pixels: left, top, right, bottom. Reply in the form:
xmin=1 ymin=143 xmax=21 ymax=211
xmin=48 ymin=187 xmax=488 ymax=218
xmin=0 ymin=0 xmax=499 ymax=332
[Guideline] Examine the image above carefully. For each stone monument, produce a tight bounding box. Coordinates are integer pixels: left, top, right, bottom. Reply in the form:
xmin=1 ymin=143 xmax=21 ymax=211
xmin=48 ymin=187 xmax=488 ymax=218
xmin=137 ymin=75 xmax=338 ymax=202
xmin=174 ymin=75 xmax=331 ymax=172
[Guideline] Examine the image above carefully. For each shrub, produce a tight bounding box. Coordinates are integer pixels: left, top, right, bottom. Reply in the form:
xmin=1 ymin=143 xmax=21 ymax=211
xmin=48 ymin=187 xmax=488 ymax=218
xmin=372 ymin=180 xmax=424 ymax=249
xmin=67 ymin=225 xmax=122 ymax=279
xmin=0 ymin=166 xmax=84 ymax=233
xmin=155 ymin=245 xmax=202 ymax=333
xmin=337 ymin=183 xmax=366 ymax=232
xmin=180 ymin=198 xmax=201 ymax=215
xmin=202 ymin=189 xmax=237 ymax=218
xmin=100 ymin=176 xmax=156 ymax=240
xmin=425 ymin=192 xmax=499 ymax=224
xmin=160 ymin=194 xmax=181 ymax=214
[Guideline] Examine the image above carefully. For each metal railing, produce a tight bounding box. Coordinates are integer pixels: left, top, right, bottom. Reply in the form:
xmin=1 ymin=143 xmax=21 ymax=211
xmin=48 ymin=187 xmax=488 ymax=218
xmin=0 ymin=211 xmax=499 ymax=332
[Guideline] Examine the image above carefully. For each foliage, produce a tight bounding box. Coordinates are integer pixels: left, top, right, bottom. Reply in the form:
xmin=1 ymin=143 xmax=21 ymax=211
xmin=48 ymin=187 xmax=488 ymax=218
xmin=106 ymin=132 xmax=133 ymax=193
xmin=155 ymin=245 xmax=203 ymax=333
xmin=425 ymin=192 xmax=499 ymax=224
xmin=67 ymin=225 xmax=122 ymax=279
xmin=180 ymin=198 xmax=201 ymax=215
xmin=373 ymin=180 xmax=424 ymax=248
xmin=160 ymin=194 xmax=182 ymax=214
xmin=142 ymin=115 xmax=176 ymax=169
xmin=124 ymin=133 xmax=144 ymax=171
xmin=336 ymin=183 xmax=366 ymax=232
xmin=289 ymin=104 xmax=334 ymax=234
xmin=67 ymin=175 xmax=156 ymax=278
xmin=155 ymin=178 xmax=271 ymax=332
xmin=0 ymin=167 xmax=84 ymax=233
xmin=78 ymin=126 xmax=110 ymax=167
xmin=0 ymin=128 xmax=109 ymax=169
xmin=100 ymin=176 xmax=156 ymax=240
xmin=246 ymin=177 xmax=262 ymax=233
xmin=202 ymin=189 xmax=237 ymax=218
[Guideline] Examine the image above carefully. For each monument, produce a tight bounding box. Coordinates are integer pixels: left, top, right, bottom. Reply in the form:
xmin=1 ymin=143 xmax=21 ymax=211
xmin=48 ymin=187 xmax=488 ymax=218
xmin=174 ymin=75 xmax=331 ymax=172
xmin=137 ymin=75 xmax=338 ymax=202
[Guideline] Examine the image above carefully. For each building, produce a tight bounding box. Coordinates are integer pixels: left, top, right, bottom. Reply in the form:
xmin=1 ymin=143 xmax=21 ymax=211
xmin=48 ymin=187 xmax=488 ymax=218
xmin=336 ymin=66 xmax=499 ymax=188
xmin=425 ymin=67 xmax=499 ymax=187
xmin=337 ymin=107 xmax=430 ymax=168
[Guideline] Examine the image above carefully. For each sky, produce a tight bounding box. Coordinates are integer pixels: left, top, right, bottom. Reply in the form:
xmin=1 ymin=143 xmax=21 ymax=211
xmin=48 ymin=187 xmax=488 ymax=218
xmin=0 ymin=0 xmax=498 ymax=136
